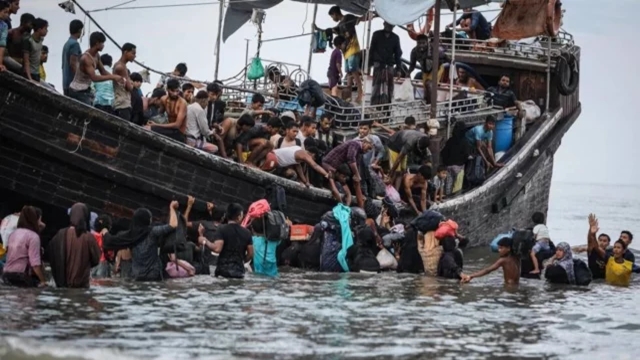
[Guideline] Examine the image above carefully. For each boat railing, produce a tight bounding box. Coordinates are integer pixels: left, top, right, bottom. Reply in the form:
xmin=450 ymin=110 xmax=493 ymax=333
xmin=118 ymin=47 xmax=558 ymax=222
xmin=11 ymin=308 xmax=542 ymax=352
xmin=440 ymin=30 xmax=576 ymax=62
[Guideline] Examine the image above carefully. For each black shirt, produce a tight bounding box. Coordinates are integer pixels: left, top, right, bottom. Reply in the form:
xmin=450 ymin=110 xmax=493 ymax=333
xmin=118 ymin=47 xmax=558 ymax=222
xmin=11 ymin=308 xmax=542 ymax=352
xmin=214 ymin=223 xmax=253 ymax=279
xmin=337 ymin=14 xmax=359 ymax=38
xmin=588 ymin=249 xmax=607 ymax=280
xmin=206 ymin=99 xmax=226 ymax=127
xmin=409 ymin=46 xmax=433 ymax=74
xmin=369 ymin=30 xmax=402 ymax=68
xmin=234 ymin=124 xmax=270 ymax=148
xmin=487 ymin=86 xmax=517 ymax=108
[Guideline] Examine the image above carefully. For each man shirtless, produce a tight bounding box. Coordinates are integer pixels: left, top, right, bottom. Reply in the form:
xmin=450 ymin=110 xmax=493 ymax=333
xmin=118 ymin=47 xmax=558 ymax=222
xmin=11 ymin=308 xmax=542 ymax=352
xmin=463 ymin=237 xmax=520 ymax=285
xmin=402 ymin=165 xmax=431 ymax=215
xmin=112 ymin=42 xmax=136 ymax=121
xmin=146 ymin=78 xmax=187 ymax=143
xmin=456 ymin=67 xmax=484 ymax=90
xmin=261 ymin=144 xmax=329 ymax=187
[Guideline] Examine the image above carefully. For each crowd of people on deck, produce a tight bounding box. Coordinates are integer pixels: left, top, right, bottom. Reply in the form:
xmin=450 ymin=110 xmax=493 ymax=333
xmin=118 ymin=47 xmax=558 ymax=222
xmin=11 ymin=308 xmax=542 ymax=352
xmin=0 ymin=3 xmax=521 ymax=212
xmin=0 ymin=195 xmax=636 ymax=289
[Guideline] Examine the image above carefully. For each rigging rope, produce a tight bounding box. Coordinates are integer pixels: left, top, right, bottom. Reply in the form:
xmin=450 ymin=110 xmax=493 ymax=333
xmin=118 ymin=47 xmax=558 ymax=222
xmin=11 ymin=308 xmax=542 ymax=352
xmin=87 ymin=0 xmax=263 ymax=12
xmin=70 ymin=0 xmax=270 ymax=95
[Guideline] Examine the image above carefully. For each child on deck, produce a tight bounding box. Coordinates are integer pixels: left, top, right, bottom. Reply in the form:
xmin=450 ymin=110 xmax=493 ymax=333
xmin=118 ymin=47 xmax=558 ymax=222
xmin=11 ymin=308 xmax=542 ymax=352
xmin=530 ymin=211 xmax=550 ymax=274
xmin=432 ymin=165 xmax=448 ymax=203
xmin=463 ymin=237 xmax=521 ymax=285
xmin=328 ymin=36 xmax=345 ymax=97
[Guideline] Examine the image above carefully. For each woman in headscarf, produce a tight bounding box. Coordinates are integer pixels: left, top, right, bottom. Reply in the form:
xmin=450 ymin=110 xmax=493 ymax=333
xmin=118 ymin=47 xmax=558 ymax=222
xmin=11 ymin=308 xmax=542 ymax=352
xmin=103 ymin=201 xmax=179 ymax=282
xmin=2 ymin=206 xmax=48 ymax=287
xmin=437 ymin=237 xmax=469 ymax=281
xmin=48 ymin=203 xmax=101 ymax=288
xmin=544 ymin=242 xmax=575 ymax=285
xmin=346 ymin=227 xmax=381 ymax=273
xmin=440 ymin=120 xmax=471 ymax=195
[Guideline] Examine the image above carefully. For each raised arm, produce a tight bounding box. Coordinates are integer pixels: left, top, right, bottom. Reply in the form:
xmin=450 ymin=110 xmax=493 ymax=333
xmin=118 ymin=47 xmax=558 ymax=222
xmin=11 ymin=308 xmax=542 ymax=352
xmin=587 ymin=213 xmax=605 ymax=257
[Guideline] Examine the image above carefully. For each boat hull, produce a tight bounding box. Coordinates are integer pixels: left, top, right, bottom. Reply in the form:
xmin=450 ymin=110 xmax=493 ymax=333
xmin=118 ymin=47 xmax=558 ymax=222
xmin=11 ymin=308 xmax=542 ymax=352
xmin=0 ymin=73 xmax=580 ymax=247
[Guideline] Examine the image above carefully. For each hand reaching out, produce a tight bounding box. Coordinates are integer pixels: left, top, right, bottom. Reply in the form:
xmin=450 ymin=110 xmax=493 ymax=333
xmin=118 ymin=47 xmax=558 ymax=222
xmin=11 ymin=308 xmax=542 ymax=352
xmin=588 ymin=213 xmax=599 ymax=235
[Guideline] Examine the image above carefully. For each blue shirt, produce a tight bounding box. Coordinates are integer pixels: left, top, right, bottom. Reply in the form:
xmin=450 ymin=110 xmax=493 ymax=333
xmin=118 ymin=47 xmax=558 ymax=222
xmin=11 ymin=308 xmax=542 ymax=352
xmin=0 ymin=20 xmax=8 ymax=48
xmin=92 ymin=66 xmax=115 ymax=106
xmin=62 ymin=37 xmax=82 ymax=91
xmin=466 ymin=124 xmax=493 ymax=145
xmin=456 ymin=12 xmax=491 ymax=40
xmin=252 ymin=235 xmax=280 ymax=277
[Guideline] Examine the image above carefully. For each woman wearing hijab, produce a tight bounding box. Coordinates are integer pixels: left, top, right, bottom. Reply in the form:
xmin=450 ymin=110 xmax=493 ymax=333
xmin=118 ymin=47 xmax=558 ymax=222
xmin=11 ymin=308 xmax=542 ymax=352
xmin=2 ymin=206 xmax=48 ymax=287
xmin=440 ymin=120 xmax=471 ymax=195
xmin=48 ymin=203 xmax=101 ymax=288
xmin=103 ymin=201 xmax=179 ymax=282
xmin=437 ymin=237 xmax=469 ymax=281
xmin=347 ymin=227 xmax=381 ymax=273
xmin=544 ymin=242 xmax=576 ymax=285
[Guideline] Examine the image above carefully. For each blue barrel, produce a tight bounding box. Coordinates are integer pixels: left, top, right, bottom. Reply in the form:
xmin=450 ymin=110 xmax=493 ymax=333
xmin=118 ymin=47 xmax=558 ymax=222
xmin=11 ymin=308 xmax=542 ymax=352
xmin=494 ymin=116 xmax=514 ymax=153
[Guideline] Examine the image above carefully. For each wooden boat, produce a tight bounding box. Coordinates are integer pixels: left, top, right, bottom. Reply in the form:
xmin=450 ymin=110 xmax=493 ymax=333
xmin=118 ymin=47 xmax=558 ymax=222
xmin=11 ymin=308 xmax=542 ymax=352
xmin=0 ymin=24 xmax=581 ymax=248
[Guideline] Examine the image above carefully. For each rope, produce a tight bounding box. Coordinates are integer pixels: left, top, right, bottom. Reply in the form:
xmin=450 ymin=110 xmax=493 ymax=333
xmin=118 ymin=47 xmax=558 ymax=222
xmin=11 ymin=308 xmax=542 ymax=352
xmin=69 ymin=119 xmax=91 ymax=153
xmin=87 ymin=0 xmax=264 ymax=12
xmin=70 ymin=0 xmax=270 ymax=96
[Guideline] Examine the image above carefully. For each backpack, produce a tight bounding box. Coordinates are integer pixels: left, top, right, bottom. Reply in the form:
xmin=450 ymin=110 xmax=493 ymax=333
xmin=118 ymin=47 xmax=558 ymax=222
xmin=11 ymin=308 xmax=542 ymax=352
xmin=410 ymin=210 xmax=445 ymax=233
xmin=266 ymin=184 xmax=287 ymax=213
xmin=465 ymin=155 xmax=486 ymax=186
xmin=276 ymin=136 xmax=302 ymax=149
xmin=297 ymin=80 xmax=325 ymax=108
xmin=511 ymin=229 xmax=534 ymax=258
xmin=263 ymin=211 xmax=290 ymax=242
xmin=573 ymin=259 xmax=592 ymax=286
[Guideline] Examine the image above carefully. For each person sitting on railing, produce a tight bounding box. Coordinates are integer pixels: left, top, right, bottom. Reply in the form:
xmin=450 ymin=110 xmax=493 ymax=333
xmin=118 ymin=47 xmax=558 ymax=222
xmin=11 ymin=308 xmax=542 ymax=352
xmin=156 ymin=62 xmax=203 ymax=90
xmin=266 ymin=66 xmax=298 ymax=102
xmin=487 ymin=74 xmax=519 ymax=109
xmin=387 ymin=128 xmax=432 ymax=189
xmin=296 ymin=116 xmax=317 ymax=148
xmin=322 ymin=138 xmax=373 ymax=208
xmin=241 ymin=93 xmax=274 ymax=121
xmin=401 ymin=165 xmax=432 ymax=215
xmin=185 ymin=90 xmax=220 ymax=154
xmin=265 ymin=116 xmax=284 ymax=149
xmin=5 ymin=13 xmax=33 ymax=71
xmin=368 ymin=22 xmax=402 ymax=106
xmin=466 ymin=115 xmax=503 ymax=169
xmin=447 ymin=7 xmax=492 ymax=41
xmin=206 ymin=82 xmax=226 ymax=127
xmin=276 ymin=121 xmax=302 ymax=149
xmin=143 ymin=87 xmax=166 ymax=123
xmin=455 ymin=67 xmax=484 ymax=90
xmin=145 ymin=78 xmax=187 ymax=143
xmin=233 ymin=114 xmax=273 ymax=167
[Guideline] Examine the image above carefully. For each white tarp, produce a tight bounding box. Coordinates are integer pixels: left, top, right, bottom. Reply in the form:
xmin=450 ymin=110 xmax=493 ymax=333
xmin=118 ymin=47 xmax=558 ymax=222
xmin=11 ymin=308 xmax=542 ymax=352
xmin=374 ymin=0 xmax=495 ymax=26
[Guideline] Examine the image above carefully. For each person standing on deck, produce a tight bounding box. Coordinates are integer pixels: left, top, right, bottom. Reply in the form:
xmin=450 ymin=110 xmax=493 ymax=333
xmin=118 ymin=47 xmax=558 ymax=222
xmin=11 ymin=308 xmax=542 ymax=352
xmin=327 ymin=35 xmax=345 ymax=97
xmin=61 ymin=20 xmax=84 ymax=96
xmin=315 ymin=6 xmax=371 ymax=104
xmin=368 ymin=22 xmax=402 ymax=105
xmin=39 ymin=45 xmax=48 ymax=81
xmin=129 ymin=72 xmax=145 ymax=125
xmin=21 ymin=17 xmax=46 ymax=82
xmin=145 ymin=78 xmax=188 ymax=143
xmin=0 ymin=2 xmax=11 ymax=73
xmin=112 ymin=42 xmax=136 ymax=121
xmin=68 ymin=32 xmax=122 ymax=105
xmin=5 ymin=0 xmax=18 ymax=29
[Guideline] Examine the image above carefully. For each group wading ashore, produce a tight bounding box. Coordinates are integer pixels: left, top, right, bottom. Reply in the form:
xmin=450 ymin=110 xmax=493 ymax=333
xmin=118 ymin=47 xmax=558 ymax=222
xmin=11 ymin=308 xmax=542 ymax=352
xmin=3 ymin=0 xmax=631 ymax=290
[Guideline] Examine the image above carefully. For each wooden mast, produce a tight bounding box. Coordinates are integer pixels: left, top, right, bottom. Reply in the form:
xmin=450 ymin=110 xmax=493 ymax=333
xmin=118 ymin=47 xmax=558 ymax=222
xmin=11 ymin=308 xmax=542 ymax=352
xmin=429 ymin=0 xmax=442 ymax=119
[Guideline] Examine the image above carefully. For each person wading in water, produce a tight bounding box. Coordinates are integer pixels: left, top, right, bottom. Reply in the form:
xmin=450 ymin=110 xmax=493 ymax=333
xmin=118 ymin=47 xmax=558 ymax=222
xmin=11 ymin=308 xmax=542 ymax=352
xmin=463 ymin=237 xmax=520 ymax=285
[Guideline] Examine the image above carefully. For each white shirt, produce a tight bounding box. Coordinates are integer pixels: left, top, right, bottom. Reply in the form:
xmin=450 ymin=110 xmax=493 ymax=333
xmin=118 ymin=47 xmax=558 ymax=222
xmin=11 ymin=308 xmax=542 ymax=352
xmin=186 ymin=102 xmax=210 ymax=140
xmin=274 ymin=146 xmax=302 ymax=168
xmin=533 ymin=224 xmax=550 ymax=240
xmin=0 ymin=214 xmax=19 ymax=249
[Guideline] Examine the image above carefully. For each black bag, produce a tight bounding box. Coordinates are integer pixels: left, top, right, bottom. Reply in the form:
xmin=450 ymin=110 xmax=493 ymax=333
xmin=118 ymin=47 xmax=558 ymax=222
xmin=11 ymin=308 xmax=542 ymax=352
xmin=511 ymin=229 xmax=534 ymax=258
xmin=410 ymin=210 xmax=444 ymax=233
xmin=465 ymin=155 xmax=486 ymax=186
xmin=298 ymin=79 xmax=325 ymax=108
xmin=573 ymin=259 xmax=592 ymax=286
xmin=263 ymin=211 xmax=290 ymax=242
xmin=266 ymin=184 xmax=287 ymax=213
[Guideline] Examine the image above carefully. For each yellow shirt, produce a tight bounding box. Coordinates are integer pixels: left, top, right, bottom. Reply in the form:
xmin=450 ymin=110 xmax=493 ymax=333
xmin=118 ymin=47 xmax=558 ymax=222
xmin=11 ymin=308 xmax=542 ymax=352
xmin=344 ymin=37 xmax=360 ymax=60
xmin=605 ymin=256 xmax=632 ymax=287
xmin=39 ymin=64 xmax=46 ymax=81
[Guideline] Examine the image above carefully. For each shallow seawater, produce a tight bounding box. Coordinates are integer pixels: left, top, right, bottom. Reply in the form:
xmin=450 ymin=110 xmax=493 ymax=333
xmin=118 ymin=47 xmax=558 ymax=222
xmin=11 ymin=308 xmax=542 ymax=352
xmin=1 ymin=250 xmax=640 ymax=360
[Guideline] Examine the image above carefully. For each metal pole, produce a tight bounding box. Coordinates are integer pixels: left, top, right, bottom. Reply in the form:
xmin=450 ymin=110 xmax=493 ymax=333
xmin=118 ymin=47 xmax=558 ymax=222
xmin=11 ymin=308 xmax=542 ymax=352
xmin=306 ymin=4 xmax=319 ymax=75
xmin=244 ymin=38 xmax=250 ymax=84
xmin=214 ymin=0 xmax=225 ymax=80
xmin=546 ymin=36 xmax=551 ymax=112
xmin=254 ymin=18 xmax=263 ymax=90
xmin=361 ymin=8 xmax=373 ymax=120
xmin=429 ymin=0 xmax=441 ymax=119
xmin=447 ymin=2 xmax=457 ymax=139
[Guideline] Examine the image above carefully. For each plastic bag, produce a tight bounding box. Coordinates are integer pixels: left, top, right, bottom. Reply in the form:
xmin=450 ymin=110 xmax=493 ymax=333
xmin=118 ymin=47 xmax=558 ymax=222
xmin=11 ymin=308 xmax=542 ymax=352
xmin=247 ymin=58 xmax=265 ymax=80
xmin=394 ymin=79 xmax=414 ymax=102
xmin=377 ymin=248 xmax=398 ymax=270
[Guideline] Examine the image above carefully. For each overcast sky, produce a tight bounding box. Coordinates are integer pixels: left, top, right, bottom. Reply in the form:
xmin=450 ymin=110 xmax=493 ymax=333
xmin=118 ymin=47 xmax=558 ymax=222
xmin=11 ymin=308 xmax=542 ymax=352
xmin=23 ymin=0 xmax=640 ymax=186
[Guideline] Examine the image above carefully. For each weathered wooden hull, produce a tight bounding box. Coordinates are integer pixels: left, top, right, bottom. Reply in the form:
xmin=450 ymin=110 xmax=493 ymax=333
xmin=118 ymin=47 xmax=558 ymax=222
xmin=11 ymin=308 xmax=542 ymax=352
xmin=0 ymin=72 xmax=579 ymax=246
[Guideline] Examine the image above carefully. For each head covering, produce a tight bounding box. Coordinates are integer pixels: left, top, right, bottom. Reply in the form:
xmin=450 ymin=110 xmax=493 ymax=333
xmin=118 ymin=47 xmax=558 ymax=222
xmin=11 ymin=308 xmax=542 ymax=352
xmin=553 ymin=242 xmax=575 ymax=284
xmin=17 ymin=206 xmax=40 ymax=234
xmin=69 ymin=203 xmax=90 ymax=237
xmin=102 ymin=208 xmax=153 ymax=250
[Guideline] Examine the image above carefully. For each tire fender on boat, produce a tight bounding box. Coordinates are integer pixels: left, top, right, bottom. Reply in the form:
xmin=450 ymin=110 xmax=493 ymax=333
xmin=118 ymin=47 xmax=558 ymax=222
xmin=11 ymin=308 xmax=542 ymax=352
xmin=554 ymin=51 xmax=579 ymax=96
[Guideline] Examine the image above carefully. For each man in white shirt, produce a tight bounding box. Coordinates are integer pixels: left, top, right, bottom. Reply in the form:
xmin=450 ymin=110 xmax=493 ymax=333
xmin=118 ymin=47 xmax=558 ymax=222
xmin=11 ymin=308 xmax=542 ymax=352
xmin=185 ymin=90 xmax=220 ymax=153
